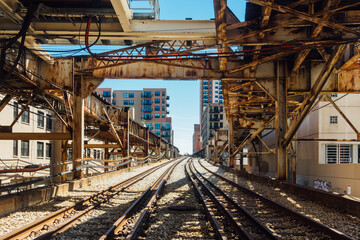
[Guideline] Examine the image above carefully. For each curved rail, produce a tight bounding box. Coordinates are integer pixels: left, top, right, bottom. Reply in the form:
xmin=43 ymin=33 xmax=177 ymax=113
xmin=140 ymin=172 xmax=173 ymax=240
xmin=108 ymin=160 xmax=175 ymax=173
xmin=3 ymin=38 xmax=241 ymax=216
xmin=0 ymin=159 xmax=176 ymax=240
xmin=192 ymin=160 xmax=279 ymax=240
xmin=198 ymin=159 xmax=355 ymax=240
xmin=99 ymin=157 xmax=184 ymax=240
xmin=185 ymin=158 xmax=228 ymax=240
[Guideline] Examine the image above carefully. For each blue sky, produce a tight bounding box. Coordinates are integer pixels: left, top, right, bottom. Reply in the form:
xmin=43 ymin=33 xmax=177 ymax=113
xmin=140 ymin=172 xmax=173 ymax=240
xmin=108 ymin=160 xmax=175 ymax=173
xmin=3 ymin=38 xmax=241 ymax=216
xmin=100 ymin=1 xmax=246 ymax=154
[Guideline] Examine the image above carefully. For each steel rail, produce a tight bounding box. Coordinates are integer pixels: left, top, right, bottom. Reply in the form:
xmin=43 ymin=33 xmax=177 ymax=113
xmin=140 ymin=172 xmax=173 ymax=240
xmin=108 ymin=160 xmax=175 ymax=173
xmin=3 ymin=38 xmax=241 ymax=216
xmin=185 ymin=159 xmax=228 ymax=240
xmin=99 ymin=158 xmax=184 ymax=240
xmin=124 ymin=157 xmax=183 ymax=240
xmin=198 ymin=159 xmax=355 ymax=240
xmin=188 ymin=159 xmax=253 ymax=240
xmin=191 ymin=160 xmax=279 ymax=240
xmin=0 ymin=159 xmax=175 ymax=240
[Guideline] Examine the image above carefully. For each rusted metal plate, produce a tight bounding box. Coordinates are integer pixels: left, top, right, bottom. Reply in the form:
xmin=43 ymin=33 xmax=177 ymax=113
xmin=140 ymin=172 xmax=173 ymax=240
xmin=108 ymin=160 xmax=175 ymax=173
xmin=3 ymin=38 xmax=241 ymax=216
xmin=338 ymin=69 xmax=360 ymax=92
xmin=39 ymin=59 xmax=74 ymax=90
xmin=92 ymin=61 xmax=223 ymax=80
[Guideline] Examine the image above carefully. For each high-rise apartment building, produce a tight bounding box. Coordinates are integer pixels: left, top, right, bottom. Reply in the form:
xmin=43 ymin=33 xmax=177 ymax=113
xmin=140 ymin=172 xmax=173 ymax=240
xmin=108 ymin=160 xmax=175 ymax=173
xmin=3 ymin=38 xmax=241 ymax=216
xmin=200 ymin=80 xmax=226 ymax=152
xmin=96 ymin=88 xmax=172 ymax=144
xmin=200 ymin=80 xmax=224 ymax=114
xmin=201 ymin=103 xmax=228 ymax=148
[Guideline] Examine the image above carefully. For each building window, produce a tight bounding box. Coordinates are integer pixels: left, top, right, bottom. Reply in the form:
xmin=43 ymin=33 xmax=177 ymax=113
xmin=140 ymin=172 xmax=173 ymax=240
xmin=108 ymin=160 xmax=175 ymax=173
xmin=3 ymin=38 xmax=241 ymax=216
xmin=162 ymin=91 xmax=165 ymax=96
xmin=155 ymin=106 xmax=160 ymax=111
xmin=162 ymin=98 xmax=165 ymax=104
xmin=144 ymin=114 xmax=151 ymax=120
xmin=144 ymin=91 xmax=152 ymax=98
xmin=46 ymin=143 xmax=52 ymax=158
xmin=38 ymin=111 xmax=44 ymax=128
xmin=331 ymin=93 xmax=338 ymax=98
xmin=123 ymin=100 xmax=129 ymax=105
xmin=155 ymin=98 xmax=160 ymax=104
xmin=220 ymin=122 xmax=223 ymax=128
xmin=13 ymin=140 xmax=18 ymax=156
xmin=203 ymin=91 xmax=208 ymax=94
xmin=155 ymin=131 xmax=160 ymax=135
xmin=326 ymin=144 xmax=352 ymax=164
xmin=129 ymin=100 xmax=134 ymax=105
xmin=21 ymin=106 xmax=30 ymax=124
xmin=123 ymin=93 xmax=129 ymax=98
xmin=155 ymin=123 xmax=160 ymax=129
xmin=162 ymin=106 xmax=165 ymax=111
xmin=46 ymin=115 xmax=52 ymax=130
xmin=37 ymin=142 xmax=44 ymax=158
xmin=145 ymin=123 xmax=152 ymax=129
xmin=155 ymin=91 xmax=160 ymax=96
xmin=144 ymin=106 xmax=151 ymax=112
xmin=129 ymin=93 xmax=134 ymax=98
xmin=103 ymin=91 xmax=111 ymax=97
xmin=203 ymin=100 xmax=208 ymax=103
xmin=155 ymin=113 xmax=160 ymax=118
xmin=219 ymin=100 xmax=223 ymax=103
xmin=162 ymin=113 xmax=165 ymax=118
xmin=330 ymin=116 xmax=338 ymax=124
xmin=215 ymin=100 xmax=218 ymax=103
xmin=21 ymin=140 xmax=29 ymax=157
xmin=144 ymin=99 xmax=151 ymax=105
xmin=13 ymin=102 xmax=18 ymax=120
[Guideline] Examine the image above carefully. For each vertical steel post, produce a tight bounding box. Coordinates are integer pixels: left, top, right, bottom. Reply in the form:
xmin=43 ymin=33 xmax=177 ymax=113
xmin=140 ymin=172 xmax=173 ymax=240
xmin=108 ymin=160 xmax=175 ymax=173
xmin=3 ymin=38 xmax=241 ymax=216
xmin=72 ymin=75 xmax=84 ymax=179
xmin=228 ymin=116 xmax=235 ymax=167
xmin=276 ymin=61 xmax=287 ymax=180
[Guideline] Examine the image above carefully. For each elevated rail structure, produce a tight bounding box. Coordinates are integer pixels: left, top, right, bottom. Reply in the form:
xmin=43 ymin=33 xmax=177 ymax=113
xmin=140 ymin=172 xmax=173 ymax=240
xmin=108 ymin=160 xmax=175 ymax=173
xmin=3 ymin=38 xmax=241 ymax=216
xmin=0 ymin=0 xmax=360 ymax=182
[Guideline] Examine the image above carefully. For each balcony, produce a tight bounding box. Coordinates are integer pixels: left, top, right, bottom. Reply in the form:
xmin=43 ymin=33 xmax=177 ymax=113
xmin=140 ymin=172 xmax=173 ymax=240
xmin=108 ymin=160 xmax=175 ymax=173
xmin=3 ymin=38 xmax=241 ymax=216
xmin=166 ymin=96 xmax=170 ymax=100
xmin=166 ymin=104 xmax=170 ymax=107
xmin=166 ymin=111 xmax=170 ymax=114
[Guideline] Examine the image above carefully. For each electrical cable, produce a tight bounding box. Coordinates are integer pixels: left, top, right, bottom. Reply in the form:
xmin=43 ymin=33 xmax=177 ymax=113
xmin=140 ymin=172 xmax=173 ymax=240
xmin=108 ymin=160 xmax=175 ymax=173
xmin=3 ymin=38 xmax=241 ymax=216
xmin=0 ymin=3 xmax=38 ymax=87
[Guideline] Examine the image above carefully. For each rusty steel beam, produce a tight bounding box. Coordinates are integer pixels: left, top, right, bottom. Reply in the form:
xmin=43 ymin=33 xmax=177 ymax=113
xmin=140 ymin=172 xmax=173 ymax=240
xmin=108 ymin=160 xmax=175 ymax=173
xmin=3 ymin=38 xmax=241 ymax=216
xmin=0 ymin=132 xmax=72 ymax=140
xmin=337 ymin=53 xmax=360 ymax=72
xmin=228 ymin=51 xmax=293 ymax=73
xmin=247 ymin=0 xmax=360 ymax=36
xmin=0 ymin=94 xmax=12 ymax=112
xmin=292 ymin=0 xmax=341 ymax=72
xmin=102 ymin=106 xmax=124 ymax=149
xmin=283 ymin=44 xmax=347 ymax=147
xmin=214 ymin=0 xmax=228 ymax=71
xmin=10 ymin=96 xmax=34 ymax=128
xmin=42 ymin=95 xmax=71 ymax=131
xmin=232 ymin=116 xmax=275 ymax=157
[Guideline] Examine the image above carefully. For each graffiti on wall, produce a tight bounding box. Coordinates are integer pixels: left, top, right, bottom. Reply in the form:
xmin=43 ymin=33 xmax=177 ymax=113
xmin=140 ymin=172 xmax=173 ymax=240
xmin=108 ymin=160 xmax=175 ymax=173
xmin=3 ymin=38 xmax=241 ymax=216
xmin=314 ymin=179 xmax=331 ymax=191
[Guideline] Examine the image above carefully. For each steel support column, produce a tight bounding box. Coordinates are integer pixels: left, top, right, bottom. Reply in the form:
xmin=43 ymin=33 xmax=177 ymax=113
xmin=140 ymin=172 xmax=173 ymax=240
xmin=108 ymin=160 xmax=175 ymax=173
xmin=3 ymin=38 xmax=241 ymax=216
xmin=276 ymin=61 xmax=287 ymax=180
xmin=72 ymin=75 xmax=85 ymax=179
xmin=228 ymin=116 xmax=235 ymax=167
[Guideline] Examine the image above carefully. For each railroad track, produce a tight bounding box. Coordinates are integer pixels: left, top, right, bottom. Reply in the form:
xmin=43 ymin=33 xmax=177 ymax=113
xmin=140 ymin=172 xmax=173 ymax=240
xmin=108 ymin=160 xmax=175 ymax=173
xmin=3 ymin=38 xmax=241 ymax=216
xmin=195 ymin=159 xmax=355 ymax=240
xmin=0 ymin=158 xmax=178 ymax=240
xmin=99 ymin=157 xmax=184 ymax=239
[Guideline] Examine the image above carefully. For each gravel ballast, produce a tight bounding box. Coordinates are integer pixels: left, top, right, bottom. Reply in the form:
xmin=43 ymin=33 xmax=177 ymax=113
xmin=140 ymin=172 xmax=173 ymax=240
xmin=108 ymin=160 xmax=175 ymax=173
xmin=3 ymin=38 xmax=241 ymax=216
xmin=0 ymin=160 xmax=170 ymax=237
xmin=198 ymin=159 xmax=360 ymax=240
